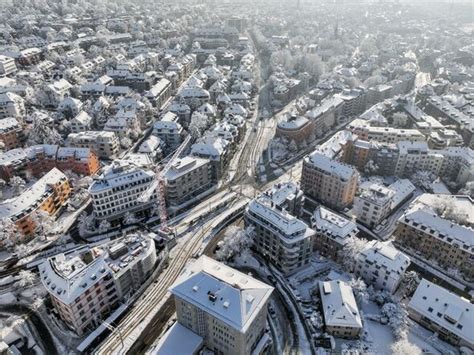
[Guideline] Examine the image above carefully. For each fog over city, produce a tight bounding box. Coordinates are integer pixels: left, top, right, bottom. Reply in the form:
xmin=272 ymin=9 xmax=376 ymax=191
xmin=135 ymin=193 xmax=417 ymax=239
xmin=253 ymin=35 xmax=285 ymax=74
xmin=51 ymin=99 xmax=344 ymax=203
xmin=0 ymin=0 xmax=472 ymax=354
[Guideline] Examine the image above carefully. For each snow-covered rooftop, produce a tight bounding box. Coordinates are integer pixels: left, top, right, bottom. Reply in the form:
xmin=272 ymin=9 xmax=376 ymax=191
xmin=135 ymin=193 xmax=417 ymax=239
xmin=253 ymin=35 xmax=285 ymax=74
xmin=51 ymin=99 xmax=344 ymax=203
xmin=359 ymin=240 xmax=410 ymax=273
xmin=319 ymin=280 xmax=362 ymax=329
xmin=408 ymin=279 xmax=474 ymax=347
xmin=89 ymin=161 xmax=154 ymax=193
xmin=0 ymin=168 xmax=68 ymax=220
xmin=39 ymin=233 xmax=155 ymax=305
xmin=306 ymin=152 xmax=358 ymax=180
xmin=401 ymin=204 xmax=474 ymax=250
xmin=170 ymin=256 xmax=273 ymax=333
xmin=165 ymin=156 xmax=209 ymax=181
xmin=312 ymin=207 xmax=358 ymax=244
xmin=153 ymin=322 xmax=203 ymax=355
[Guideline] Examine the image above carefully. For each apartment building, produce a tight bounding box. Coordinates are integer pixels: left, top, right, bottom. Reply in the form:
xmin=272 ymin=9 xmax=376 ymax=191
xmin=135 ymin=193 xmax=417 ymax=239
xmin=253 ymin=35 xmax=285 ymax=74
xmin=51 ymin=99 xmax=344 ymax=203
xmin=0 ymin=144 xmax=101 ymax=179
xmin=0 ymin=168 xmax=71 ymax=240
xmin=348 ymin=119 xmax=425 ymax=144
xmin=191 ymin=136 xmax=231 ymax=181
xmin=89 ymin=161 xmax=157 ymax=223
xmin=55 ymin=147 xmax=100 ymax=176
xmin=354 ymin=241 xmax=410 ymax=294
xmin=311 ymin=206 xmax=358 ymax=261
xmin=67 ymin=131 xmax=119 ymax=159
xmin=301 ymin=152 xmax=359 ymax=210
xmin=305 ymin=96 xmax=343 ymax=138
xmin=408 ymin=279 xmax=473 ymax=350
xmin=394 ymin=141 xmax=444 ymax=177
xmin=354 ymin=183 xmax=394 ymax=227
xmin=319 ymin=281 xmax=363 ymax=339
xmin=0 ymin=55 xmax=17 ymax=76
xmin=394 ymin=199 xmax=474 ymax=281
xmin=438 ymin=147 xmax=474 ymax=186
xmin=276 ymin=115 xmax=315 ymax=143
xmin=0 ymin=92 xmax=25 ymax=119
xmin=168 ymin=256 xmax=273 ymax=355
xmin=164 ymin=156 xmax=213 ymax=207
xmin=244 ymin=192 xmax=315 ymax=275
xmin=152 ymin=112 xmax=184 ymax=150
xmin=70 ymin=111 xmax=93 ymax=133
xmin=39 ymin=233 xmax=157 ymax=336
xmin=0 ymin=117 xmax=23 ymax=150
xmin=145 ymin=78 xmax=172 ymax=108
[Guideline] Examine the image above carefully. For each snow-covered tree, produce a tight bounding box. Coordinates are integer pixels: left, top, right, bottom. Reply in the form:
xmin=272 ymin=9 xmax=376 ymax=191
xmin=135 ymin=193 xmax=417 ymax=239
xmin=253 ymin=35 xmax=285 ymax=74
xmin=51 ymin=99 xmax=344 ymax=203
xmin=215 ymin=226 xmax=254 ymax=262
xmin=288 ymin=140 xmax=298 ymax=152
xmin=349 ymin=277 xmax=369 ymax=304
xmin=9 ymin=176 xmax=26 ymax=195
xmin=364 ymin=160 xmax=379 ymax=175
xmin=31 ymin=210 xmax=55 ymax=237
xmin=27 ymin=115 xmax=63 ymax=145
xmin=188 ymin=112 xmax=210 ymax=139
xmin=381 ymin=302 xmax=409 ymax=340
xmin=120 ymin=136 xmax=132 ymax=149
xmin=339 ymin=237 xmax=367 ymax=272
xmin=98 ymin=220 xmax=111 ymax=233
xmin=392 ymin=112 xmax=409 ymax=128
xmin=410 ymin=170 xmax=436 ymax=190
xmin=399 ymin=270 xmax=421 ymax=298
xmin=391 ymin=338 xmax=422 ymax=355
xmin=0 ymin=218 xmax=19 ymax=249
xmin=78 ymin=212 xmax=95 ymax=237
xmin=123 ymin=212 xmax=138 ymax=225
xmin=16 ymin=270 xmax=37 ymax=288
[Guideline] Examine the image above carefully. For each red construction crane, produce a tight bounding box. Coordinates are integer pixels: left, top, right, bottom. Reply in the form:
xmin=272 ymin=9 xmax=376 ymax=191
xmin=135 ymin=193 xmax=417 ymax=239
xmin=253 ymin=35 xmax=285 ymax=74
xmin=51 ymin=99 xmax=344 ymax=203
xmin=138 ymin=135 xmax=191 ymax=232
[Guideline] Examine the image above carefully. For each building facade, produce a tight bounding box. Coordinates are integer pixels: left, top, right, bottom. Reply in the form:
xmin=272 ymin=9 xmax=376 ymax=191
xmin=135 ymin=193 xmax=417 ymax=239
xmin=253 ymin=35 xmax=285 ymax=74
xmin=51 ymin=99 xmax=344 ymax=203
xmin=39 ymin=233 xmax=157 ymax=336
xmin=354 ymin=241 xmax=410 ymax=294
xmin=244 ymin=193 xmax=314 ymax=275
xmin=301 ymin=152 xmax=359 ymax=210
xmin=170 ymin=256 xmax=273 ymax=355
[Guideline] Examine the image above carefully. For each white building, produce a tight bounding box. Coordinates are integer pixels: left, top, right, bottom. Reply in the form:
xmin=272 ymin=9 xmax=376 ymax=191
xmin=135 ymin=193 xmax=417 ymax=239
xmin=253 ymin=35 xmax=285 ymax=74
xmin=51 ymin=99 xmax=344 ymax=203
xmin=169 ymin=256 xmax=273 ymax=355
xmin=39 ymin=233 xmax=157 ymax=336
xmin=395 ymin=141 xmax=444 ymax=177
xmin=355 ymin=241 xmax=410 ymax=294
xmin=67 ymin=131 xmax=119 ymax=159
xmin=244 ymin=190 xmax=314 ymax=275
xmin=319 ymin=280 xmax=363 ymax=338
xmin=152 ymin=111 xmax=184 ymax=150
xmin=164 ymin=156 xmax=213 ymax=207
xmin=89 ymin=161 xmax=157 ymax=222
xmin=311 ymin=206 xmax=358 ymax=260
xmin=70 ymin=111 xmax=93 ymax=133
xmin=44 ymin=79 xmax=72 ymax=107
xmin=0 ymin=92 xmax=25 ymax=119
xmin=354 ymin=183 xmax=394 ymax=227
xmin=0 ymin=55 xmax=17 ymax=76
xmin=408 ymin=279 xmax=474 ymax=350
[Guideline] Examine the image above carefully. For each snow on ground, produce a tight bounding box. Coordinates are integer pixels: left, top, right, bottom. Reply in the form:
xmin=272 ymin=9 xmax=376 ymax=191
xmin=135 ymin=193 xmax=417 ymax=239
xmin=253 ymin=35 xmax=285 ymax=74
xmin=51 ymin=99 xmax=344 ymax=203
xmin=283 ymin=254 xmax=458 ymax=355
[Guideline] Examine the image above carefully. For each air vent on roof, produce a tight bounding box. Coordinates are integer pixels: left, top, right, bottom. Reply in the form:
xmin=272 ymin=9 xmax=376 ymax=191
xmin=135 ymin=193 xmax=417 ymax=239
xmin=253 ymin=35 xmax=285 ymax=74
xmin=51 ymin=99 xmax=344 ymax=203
xmin=209 ymin=293 xmax=217 ymax=302
xmin=223 ymin=301 xmax=230 ymax=308
xmin=193 ymin=285 xmax=199 ymax=292
xmin=91 ymin=274 xmax=97 ymax=280
xmin=246 ymin=295 xmax=255 ymax=303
